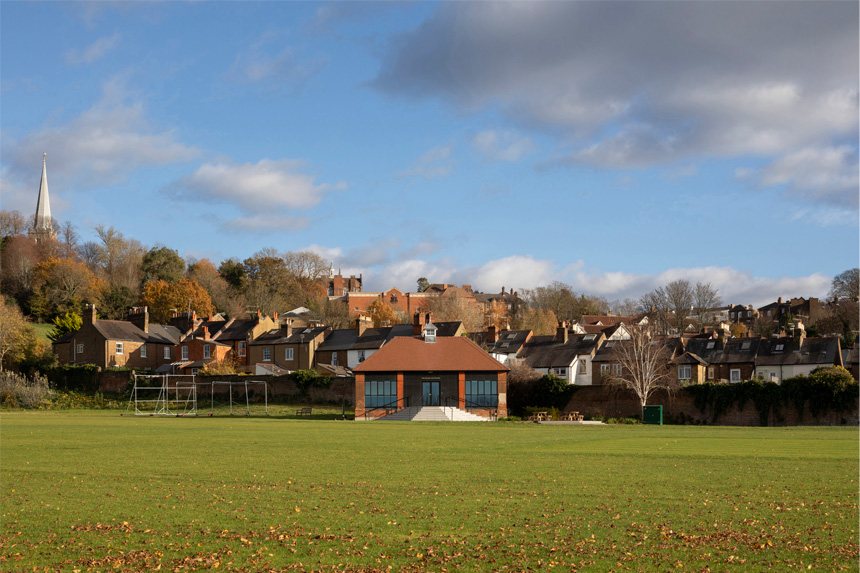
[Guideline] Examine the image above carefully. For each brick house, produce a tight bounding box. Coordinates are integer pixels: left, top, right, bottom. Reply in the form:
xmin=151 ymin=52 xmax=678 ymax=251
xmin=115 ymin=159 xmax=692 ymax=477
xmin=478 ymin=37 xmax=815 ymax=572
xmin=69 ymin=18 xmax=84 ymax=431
xmin=353 ymin=331 xmax=509 ymax=419
xmin=52 ymin=305 xmax=181 ymax=371
xmin=182 ymin=311 xmax=278 ymax=373
xmin=176 ymin=325 xmax=233 ymax=375
xmin=248 ymin=325 xmax=330 ymax=372
xmin=517 ymin=324 xmax=605 ymax=385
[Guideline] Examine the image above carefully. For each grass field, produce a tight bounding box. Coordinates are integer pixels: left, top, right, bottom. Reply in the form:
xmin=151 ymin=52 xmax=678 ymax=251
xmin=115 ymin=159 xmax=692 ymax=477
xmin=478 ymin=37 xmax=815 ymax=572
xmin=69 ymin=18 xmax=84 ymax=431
xmin=1 ymin=412 xmax=857 ymax=571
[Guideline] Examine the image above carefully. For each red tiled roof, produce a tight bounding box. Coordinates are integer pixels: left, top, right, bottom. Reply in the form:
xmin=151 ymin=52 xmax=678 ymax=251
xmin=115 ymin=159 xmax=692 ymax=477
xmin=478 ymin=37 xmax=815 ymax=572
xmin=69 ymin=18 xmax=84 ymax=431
xmin=352 ymin=336 xmax=508 ymax=373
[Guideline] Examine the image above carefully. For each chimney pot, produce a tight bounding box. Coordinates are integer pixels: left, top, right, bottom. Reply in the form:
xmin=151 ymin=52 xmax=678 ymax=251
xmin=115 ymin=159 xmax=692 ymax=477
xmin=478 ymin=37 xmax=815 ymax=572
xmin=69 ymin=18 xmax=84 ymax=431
xmin=488 ymin=325 xmax=497 ymax=343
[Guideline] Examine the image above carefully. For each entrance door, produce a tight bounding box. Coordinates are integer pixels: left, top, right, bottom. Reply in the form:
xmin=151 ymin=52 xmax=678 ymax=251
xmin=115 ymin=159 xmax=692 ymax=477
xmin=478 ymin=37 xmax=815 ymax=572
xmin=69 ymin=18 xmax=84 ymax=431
xmin=422 ymin=381 xmax=440 ymax=406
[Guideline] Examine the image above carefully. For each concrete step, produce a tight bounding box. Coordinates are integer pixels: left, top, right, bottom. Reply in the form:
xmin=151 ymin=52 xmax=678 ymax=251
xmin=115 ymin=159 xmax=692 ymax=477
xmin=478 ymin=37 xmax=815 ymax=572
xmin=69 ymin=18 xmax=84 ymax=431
xmin=374 ymin=406 xmax=491 ymax=422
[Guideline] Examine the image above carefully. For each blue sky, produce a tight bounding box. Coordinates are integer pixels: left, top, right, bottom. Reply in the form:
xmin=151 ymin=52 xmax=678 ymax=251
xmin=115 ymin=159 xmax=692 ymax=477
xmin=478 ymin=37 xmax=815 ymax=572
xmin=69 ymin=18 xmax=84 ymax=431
xmin=2 ymin=1 xmax=857 ymax=306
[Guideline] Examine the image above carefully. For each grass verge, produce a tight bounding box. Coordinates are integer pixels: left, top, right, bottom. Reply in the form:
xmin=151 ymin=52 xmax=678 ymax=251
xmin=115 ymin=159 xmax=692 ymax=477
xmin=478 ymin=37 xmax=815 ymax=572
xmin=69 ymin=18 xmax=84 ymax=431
xmin=1 ymin=413 xmax=857 ymax=571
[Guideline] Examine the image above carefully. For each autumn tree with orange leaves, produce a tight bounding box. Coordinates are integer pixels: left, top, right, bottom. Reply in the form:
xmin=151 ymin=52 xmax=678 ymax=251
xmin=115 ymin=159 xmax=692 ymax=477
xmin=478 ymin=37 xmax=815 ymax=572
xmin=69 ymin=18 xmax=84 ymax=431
xmin=140 ymin=278 xmax=215 ymax=323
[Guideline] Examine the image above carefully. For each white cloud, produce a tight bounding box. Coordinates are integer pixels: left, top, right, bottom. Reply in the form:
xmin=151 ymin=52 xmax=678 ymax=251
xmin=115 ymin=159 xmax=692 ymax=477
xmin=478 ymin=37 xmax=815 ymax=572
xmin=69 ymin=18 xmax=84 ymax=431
xmin=224 ymin=33 xmax=327 ymax=89
xmin=471 ymin=130 xmax=536 ymax=162
xmin=373 ymin=2 xmax=859 ymax=205
xmin=397 ymin=146 xmax=455 ymax=179
xmin=756 ymin=146 xmax=859 ymax=207
xmin=1 ymin=75 xmax=199 ymax=198
xmin=568 ymin=266 xmax=832 ymax=308
xmin=171 ymin=159 xmax=346 ymax=213
xmin=223 ymin=214 xmax=309 ymax=233
xmin=65 ymin=32 xmax=120 ymax=65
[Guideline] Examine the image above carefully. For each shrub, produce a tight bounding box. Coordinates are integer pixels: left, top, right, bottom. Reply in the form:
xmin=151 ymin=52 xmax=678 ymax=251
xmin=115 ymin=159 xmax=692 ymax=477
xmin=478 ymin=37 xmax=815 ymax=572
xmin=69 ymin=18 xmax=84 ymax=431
xmin=0 ymin=371 xmax=52 ymax=409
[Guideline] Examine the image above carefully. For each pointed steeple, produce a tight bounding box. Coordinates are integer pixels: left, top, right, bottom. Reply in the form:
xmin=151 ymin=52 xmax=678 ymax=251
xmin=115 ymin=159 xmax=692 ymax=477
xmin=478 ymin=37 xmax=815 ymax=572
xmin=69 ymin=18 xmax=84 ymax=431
xmin=29 ymin=153 xmax=57 ymax=243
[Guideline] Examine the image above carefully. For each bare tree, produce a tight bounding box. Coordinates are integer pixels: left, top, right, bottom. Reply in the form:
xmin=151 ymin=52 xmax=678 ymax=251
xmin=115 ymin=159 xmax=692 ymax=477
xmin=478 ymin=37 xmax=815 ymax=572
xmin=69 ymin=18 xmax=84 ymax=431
xmin=829 ymin=268 xmax=859 ymax=301
xmin=693 ymin=282 xmax=722 ymax=327
xmin=0 ymin=210 xmax=28 ymax=239
xmin=610 ymin=325 xmax=675 ymax=418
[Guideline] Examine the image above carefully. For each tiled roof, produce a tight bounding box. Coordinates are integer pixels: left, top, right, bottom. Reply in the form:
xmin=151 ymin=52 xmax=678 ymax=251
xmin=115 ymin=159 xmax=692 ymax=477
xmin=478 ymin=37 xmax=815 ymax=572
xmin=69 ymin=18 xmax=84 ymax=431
xmin=214 ymin=319 xmax=260 ymax=341
xmin=93 ymin=320 xmax=149 ymax=343
xmin=518 ymin=333 xmax=603 ymax=369
xmin=580 ymin=315 xmax=639 ymax=326
xmin=353 ymin=336 xmax=507 ymax=373
xmin=146 ymin=324 xmax=182 ymax=345
xmin=250 ymin=326 xmax=329 ymax=345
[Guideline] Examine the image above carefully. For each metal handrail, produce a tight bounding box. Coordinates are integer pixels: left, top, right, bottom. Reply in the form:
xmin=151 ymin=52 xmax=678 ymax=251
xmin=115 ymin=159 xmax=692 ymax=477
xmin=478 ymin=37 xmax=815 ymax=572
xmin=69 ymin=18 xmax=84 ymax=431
xmin=364 ymin=395 xmax=412 ymax=420
xmin=443 ymin=396 xmax=498 ymax=420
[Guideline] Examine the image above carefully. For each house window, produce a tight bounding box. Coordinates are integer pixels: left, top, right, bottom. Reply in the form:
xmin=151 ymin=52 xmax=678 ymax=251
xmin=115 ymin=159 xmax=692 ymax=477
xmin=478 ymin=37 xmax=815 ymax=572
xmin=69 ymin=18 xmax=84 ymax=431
xmin=678 ymin=365 xmax=691 ymax=380
xmin=612 ymin=364 xmax=622 ymax=377
xmin=181 ymin=346 xmax=188 ymax=360
xmin=332 ymin=354 xmax=338 ymax=366
xmin=465 ymin=379 xmax=498 ymax=408
xmin=707 ymin=366 xmax=714 ymax=380
xmin=164 ymin=346 xmax=171 ymax=360
xmin=285 ymin=348 xmax=294 ymax=361
xmin=342 ymin=289 xmax=347 ymax=296
xmin=203 ymin=344 xmax=210 ymax=359
xmin=140 ymin=344 xmax=147 ymax=358
xmin=767 ymin=310 xmax=772 ymax=317
xmin=354 ymin=307 xmax=359 ymax=312
xmin=730 ymin=312 xmax=735 ymax=319
xmin=706 ymin=341 xmax=715 ymax=349
xmin=77 ymin=344 xmax=84 ymax=354
xmin=359 ymin=350 xmax=366 ymax=362
xmin=554 ymin=367 xmax=567 ymax=377
xmin=774 ymin=343 xmax=784 ymax=352
xmin=600 ymin=364 xmax=610 ymax=375
xmin=238 ymin=341 xmax=246 ymax=357
xmin=115 ymin=342 xmax=123 ymax=355
xmin=747 ymin=311 xmax=751 ymax=317
xmin=263 ymin=348 xmax=272 ymax=362
xmin=192 ymin=368 xmax=199 ymax=376
xmin=730 ymin=369 xmax=741 ymax=383
xmin=365 ymin=379 xmax=397 ymax=408
xmin=578 ymin=360 xmax=587 ymax=374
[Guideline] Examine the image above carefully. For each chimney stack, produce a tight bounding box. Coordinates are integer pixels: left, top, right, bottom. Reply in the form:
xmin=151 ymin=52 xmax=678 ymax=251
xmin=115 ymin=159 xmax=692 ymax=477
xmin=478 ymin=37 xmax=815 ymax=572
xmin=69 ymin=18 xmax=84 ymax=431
xmin=202 ymin=325 xmax=210 ymax=340
xmin=488 ymin=325 xmax=497 ymax=344
xmin=412 ymin=311 xmax=426 ymax=335
xmin=356 ymin=317 xmax=368 ymax=337
xmin=793 ymin=320 xmax=806 ymax=347
xmin=556 ymin=321 xmax=568 ymax=344
xmin=85 ymin=304 xmax=97 ymax=325
xmin=128 ymin=306 xmax=149 ymax=333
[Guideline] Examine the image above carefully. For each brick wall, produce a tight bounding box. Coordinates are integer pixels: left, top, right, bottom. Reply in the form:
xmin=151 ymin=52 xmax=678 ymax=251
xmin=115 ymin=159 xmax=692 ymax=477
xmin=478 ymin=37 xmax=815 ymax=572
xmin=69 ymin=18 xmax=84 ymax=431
xmin=565 ymin=385 xmax=859 ymax=426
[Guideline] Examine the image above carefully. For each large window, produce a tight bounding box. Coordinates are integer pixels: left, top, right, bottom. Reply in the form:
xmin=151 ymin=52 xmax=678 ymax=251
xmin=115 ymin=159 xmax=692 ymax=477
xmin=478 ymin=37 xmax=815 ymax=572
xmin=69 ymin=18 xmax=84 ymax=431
xmin=203 ymin=344 xmax=210 ymax=359
xmin=263 ymin=348 xmax=272 ymax=362
xmin=678 ymin=365 xmax=691 ymax=380
xmin=730 ymin=369 xmax=741 ymax=383
xmin=365 ymin=379 xmax=397 ymax=408
xmin=465 ymin=379 xmax=498 ymax=408
xmin=285 ymin=348 xmax=294 ymax=361
xmin=164 ymin=346 xmax=171 ymax=359
xmin=181 ymin=346 xmax=188 ymax=360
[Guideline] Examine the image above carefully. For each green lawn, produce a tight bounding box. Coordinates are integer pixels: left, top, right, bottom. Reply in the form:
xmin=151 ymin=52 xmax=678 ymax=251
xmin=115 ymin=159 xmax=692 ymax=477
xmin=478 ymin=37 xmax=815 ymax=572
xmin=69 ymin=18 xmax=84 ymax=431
xmin=30 ymin=323 xmax=53 ymax=343
xmin=1 ymin=413 xmax=857 ymax=571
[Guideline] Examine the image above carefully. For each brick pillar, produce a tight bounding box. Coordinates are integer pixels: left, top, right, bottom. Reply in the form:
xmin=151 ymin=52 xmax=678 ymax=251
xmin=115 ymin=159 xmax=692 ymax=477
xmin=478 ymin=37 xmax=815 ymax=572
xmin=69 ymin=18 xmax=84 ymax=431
xmin=397 ymin=373 xmax=404 ymax=409
xmin=458 ymin=372 xmax=465 ymax=409
xmin=355 ymin=373 xmax=365 ymax=417
xmin=497 ymin=371 xmax=508 ymax=417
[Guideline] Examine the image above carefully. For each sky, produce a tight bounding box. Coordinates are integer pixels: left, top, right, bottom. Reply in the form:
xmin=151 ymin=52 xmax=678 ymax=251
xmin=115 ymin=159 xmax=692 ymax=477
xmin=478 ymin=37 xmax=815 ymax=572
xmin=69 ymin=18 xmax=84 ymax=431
xmin=1 ymin=1 xmax=858 ymax=307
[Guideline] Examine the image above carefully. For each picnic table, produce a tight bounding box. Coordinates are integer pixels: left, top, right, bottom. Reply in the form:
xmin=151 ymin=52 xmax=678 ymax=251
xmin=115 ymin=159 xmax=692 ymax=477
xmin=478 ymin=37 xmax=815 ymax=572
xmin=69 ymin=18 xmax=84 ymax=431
xmin=560 ymin=411 xmax=584 ymax=421
xmin=529 ymin=411 xmax=549 ymax=422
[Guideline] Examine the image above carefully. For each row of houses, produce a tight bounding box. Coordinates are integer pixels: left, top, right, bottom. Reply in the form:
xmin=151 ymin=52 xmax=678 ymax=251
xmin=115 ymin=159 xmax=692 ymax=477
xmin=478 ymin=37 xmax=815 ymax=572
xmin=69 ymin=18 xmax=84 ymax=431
xmin=53 ymin=305 xmax=853 ymax=383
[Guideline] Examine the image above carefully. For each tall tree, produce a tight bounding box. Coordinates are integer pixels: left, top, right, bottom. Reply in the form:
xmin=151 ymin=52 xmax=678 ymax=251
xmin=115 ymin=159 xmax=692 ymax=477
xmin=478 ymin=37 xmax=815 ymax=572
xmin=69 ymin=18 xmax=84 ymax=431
xmin=241 ymin=250 xmax=300 ymax=315
xmin=829 ymin=268 xmax=859 ymax=301
xmin=29 ymin=257 xmax=106 ymax=321
xmin=187 ymin=259 xmax=244 ymax=317
xmin=306 ymin=295 xmax=351 ymax=329
xmin=58 ymin=221 xmax=79 ymax=260
xmin=0 ymin=210 xmax=28 ymax=240
xmin=609 ymin=325 xmax=676 ymax=417
xmin=368 ymin=300 xmax=396 ymax=327
xmin=93 ymin=225 xmax=145 ymax=291
xmin=0 ymin=235 xmax=40 ymax=311
xmin=416 ymin=277 xmax=430 ymax=292
xmin=139 ymin=278 xmax=215 ymax=323
xmin=0 ymin=298 xmax=35 ymax=371
xmin=511 ymin=307 xmax=558 ymax=335
xmin=692 ymin=282 xmax=722 ymax=327
xmin=140 ymin=246 xmax=185 ymax=285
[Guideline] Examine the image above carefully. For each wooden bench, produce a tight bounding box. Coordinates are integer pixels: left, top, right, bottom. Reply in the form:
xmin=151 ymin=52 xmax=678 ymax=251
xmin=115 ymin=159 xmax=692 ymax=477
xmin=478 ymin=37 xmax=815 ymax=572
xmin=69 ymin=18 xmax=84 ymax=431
xmin=296 ymin=407 xmax=312 ymax=416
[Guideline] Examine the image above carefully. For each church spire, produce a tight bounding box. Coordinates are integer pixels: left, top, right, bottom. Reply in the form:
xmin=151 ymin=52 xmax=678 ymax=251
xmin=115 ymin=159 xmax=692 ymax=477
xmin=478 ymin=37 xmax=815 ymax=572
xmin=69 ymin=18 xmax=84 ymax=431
xmin=29 ymin=153 xmax=57 ymax=243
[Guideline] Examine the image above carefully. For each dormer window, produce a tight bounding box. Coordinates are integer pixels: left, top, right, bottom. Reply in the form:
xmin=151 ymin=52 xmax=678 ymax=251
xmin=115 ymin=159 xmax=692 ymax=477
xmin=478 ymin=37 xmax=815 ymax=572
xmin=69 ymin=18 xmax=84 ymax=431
xmin=423 ymin=322 xmax=437 ymax=343
xmin=774 ymin=344 xmax=784 ymax=352
xmin=706 ymin=341 xmax=715 ymax=349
